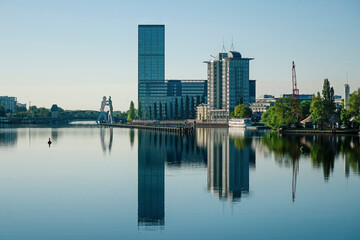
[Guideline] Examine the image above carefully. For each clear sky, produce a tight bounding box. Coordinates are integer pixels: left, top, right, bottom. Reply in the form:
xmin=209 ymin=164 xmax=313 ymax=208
xmin=0 ymin=0 xmax=359 ymax=111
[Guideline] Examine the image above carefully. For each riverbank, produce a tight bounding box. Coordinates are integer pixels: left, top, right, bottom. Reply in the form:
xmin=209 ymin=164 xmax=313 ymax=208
xmin=279 ymin=128 xmax=360 ymax=135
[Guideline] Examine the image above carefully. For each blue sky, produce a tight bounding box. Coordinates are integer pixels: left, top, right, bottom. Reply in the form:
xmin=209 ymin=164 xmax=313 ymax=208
xmin=0 ymin=0 xmax=359 ymax=110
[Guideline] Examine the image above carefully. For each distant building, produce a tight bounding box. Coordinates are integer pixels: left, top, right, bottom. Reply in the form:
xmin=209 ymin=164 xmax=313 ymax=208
xmin=344 ymin=84 xmax=350 ymax=109
xmin=51 ymin=104 xmax=59 ymax=118
xmin=249 ymin=95 xmax=276 ymax=118
xmin=203 ymin=51 xmax=254 ymax=122
xmin=280 ymin=94 xmax=313 ymax=102
xmin=17 ymin=103 xmax=26 ymax=109
xmin=334 ymin=95 xmax=342 ymax=107
xmin=0 ymin=96 xmax=17 ymax=113
xmin=138 ymin=25 xmax=166 ymax=119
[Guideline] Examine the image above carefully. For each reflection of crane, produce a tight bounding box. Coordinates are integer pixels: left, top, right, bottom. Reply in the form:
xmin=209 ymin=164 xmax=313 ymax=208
xmin=292 ymin=158 xmax=299 ymax=202
xmin=292 ymin=61 xmax=299 ymax=99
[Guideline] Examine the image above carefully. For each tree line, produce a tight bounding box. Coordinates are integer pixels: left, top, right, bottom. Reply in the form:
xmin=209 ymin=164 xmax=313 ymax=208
xmin=261 ymin=79 xmax=360 ymax=130
xmin=1 ymin=105 xmax=99 ymax=119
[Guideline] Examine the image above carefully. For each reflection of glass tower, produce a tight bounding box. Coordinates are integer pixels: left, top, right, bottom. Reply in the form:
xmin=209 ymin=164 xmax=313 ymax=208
xmin=138 ymin=131 xmax=165 ymax=226
xmin=206 ymin=129 xmax=250 ymax=202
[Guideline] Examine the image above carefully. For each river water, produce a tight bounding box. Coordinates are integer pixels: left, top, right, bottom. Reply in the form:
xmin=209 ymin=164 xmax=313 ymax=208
xmin=0 ymin=126 xmax=359 ymax=240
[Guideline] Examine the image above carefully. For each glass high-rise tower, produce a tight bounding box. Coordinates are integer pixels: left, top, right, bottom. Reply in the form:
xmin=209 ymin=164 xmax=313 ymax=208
xmin=138 ymin=25 xmax=166 ymax=119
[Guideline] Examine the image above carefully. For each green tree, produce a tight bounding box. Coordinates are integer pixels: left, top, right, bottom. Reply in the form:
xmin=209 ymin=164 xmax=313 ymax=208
xmin=322 ymin=78 xmax=334 ymax=102
xmin=170 ymin=102 xmax=173 ymax=120
xmin=196 ymin=95 xmax=200 ymax=106
xmin=180 ymin=97 xmax=184 ymax=119
xmin=164 ymin=103 xmax=168 ymax=120
xmin=175 ymin=98 xmax=178 ymax=119
xmin=310 ymin=79 xmax=336 ymax=128
xmin=149 ymin=106 xmax=152 ymax=120
xmin=348 ymin=88 xmax=360 ymax=125
xmin=37 ymin=107 xmax=50 ymax=117
xmin=340 ymin=104 xmax=351 ymax=127
xmin=0 ymin=105 xmax=5 ymax=117
xmin=127 ymin=101 xmax=135 ymax=121
xmin=191 ymin=97 xmax=195 ymax=119
xmin=159 ymin=102 xmax=163 ymax=120
xmin=185 ymin=95 xmax=190 ymax=119
xmin=154 ymin=102 xmax=158 ymax=120
xmin=300 ymin=100 xmax=311 ymax=118
xmin=231 ymin=104 xmax=252 ymax=118
xmin=310 ymin=93 xmax=327 ymax=128
xmin=261 ymin=97 xmax=299 ymax=130
xmin=138 ymin=102 xmax=142 ymax=120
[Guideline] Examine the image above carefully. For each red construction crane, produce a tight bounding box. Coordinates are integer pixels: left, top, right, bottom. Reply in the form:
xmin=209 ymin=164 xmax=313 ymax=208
xmin=292 ymin=61 xmax=299 ymax=99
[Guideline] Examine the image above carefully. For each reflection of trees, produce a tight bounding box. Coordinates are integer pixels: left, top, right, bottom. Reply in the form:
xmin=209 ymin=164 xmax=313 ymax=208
xmin=261 ymin=133 xmax=303 ymax=201
xmin=261 ymin=133 xmax=360 ymax=180
xmin=129 ymin=129 xmax=135 ymax=148
xmin=340 ymin=136 xmax=360 ymax=175
xmin=261 ymin=133 xmax=302 ymax=167
xmin=309 ymin=136 xmax=338 ymax=180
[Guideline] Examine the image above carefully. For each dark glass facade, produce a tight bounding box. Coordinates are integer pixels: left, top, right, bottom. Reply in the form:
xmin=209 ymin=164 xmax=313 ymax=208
xmin=138 ymin=25 xmax=166 ymax=119
xmin=249 ymin=80 xmax=256 ymax=104
xmin=166 ymin=80 xmax=208 ymax=119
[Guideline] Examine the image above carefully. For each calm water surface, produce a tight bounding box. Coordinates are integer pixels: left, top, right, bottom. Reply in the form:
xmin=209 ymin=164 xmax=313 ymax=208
xmin=0 ymin=126 xmax=359 ymax=240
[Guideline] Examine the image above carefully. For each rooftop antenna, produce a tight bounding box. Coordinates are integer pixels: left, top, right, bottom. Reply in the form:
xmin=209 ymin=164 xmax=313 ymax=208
xmin=222 ymin=38 xmax=226 ymax=53
xmin=230 ymin=36 xmax=234 ymax=51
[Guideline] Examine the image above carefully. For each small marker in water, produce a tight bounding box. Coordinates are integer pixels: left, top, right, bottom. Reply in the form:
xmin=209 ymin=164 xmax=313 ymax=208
xmin=48 ymin=138 xmax=52 ymax=147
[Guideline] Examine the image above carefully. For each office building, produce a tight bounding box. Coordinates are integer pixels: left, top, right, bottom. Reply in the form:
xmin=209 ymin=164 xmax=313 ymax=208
xmin=166 ymin=80 xmax=207 ymax=119
xmin=203 ymin=51 xmax=253 ymax=122
xmin=344 ymin=84 xmax=350 ymax=109
xmin=138 ymin=25 xmax=166 ymax=119
xmin=0 ymin=96 xmax=17 ymax=113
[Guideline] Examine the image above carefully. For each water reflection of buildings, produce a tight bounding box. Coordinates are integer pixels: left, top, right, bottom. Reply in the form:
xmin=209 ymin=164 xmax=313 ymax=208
xmin=0 ymin=128 xmax=18 ymax=147
xmin=198 ymin=128 xmax=255 ymax=202
xmin=138 ymin=130 xmax=165 ymax=226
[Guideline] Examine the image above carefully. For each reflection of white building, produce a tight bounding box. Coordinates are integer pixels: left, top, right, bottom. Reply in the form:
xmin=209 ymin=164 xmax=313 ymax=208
xmin=206 ymin=129 xmax=250 ymax=202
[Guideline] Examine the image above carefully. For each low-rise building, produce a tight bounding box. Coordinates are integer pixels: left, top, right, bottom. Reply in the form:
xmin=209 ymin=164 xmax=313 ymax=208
xmin=250 ymin=95 xmax=276 ymax=116
xmin=196 ymin=104 xmax=209 ymax=121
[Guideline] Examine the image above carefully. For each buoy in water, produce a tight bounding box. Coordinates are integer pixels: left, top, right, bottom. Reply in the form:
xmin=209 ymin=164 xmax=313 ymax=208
xmin=48 ymin=138 xmax=52 ymax=147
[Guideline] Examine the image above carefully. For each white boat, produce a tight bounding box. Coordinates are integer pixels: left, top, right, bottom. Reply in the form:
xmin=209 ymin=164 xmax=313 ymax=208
xmin=228 ymin=118 xmax=252 ymax=128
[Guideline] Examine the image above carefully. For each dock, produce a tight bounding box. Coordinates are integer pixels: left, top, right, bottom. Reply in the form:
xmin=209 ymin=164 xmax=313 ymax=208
xmin=100 ymin=121 xmax=194 ymax=135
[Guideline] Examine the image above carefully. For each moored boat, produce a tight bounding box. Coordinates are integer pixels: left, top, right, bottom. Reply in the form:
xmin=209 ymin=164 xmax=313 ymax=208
xmin=228 ymin=118 xmax=252 ymax=128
